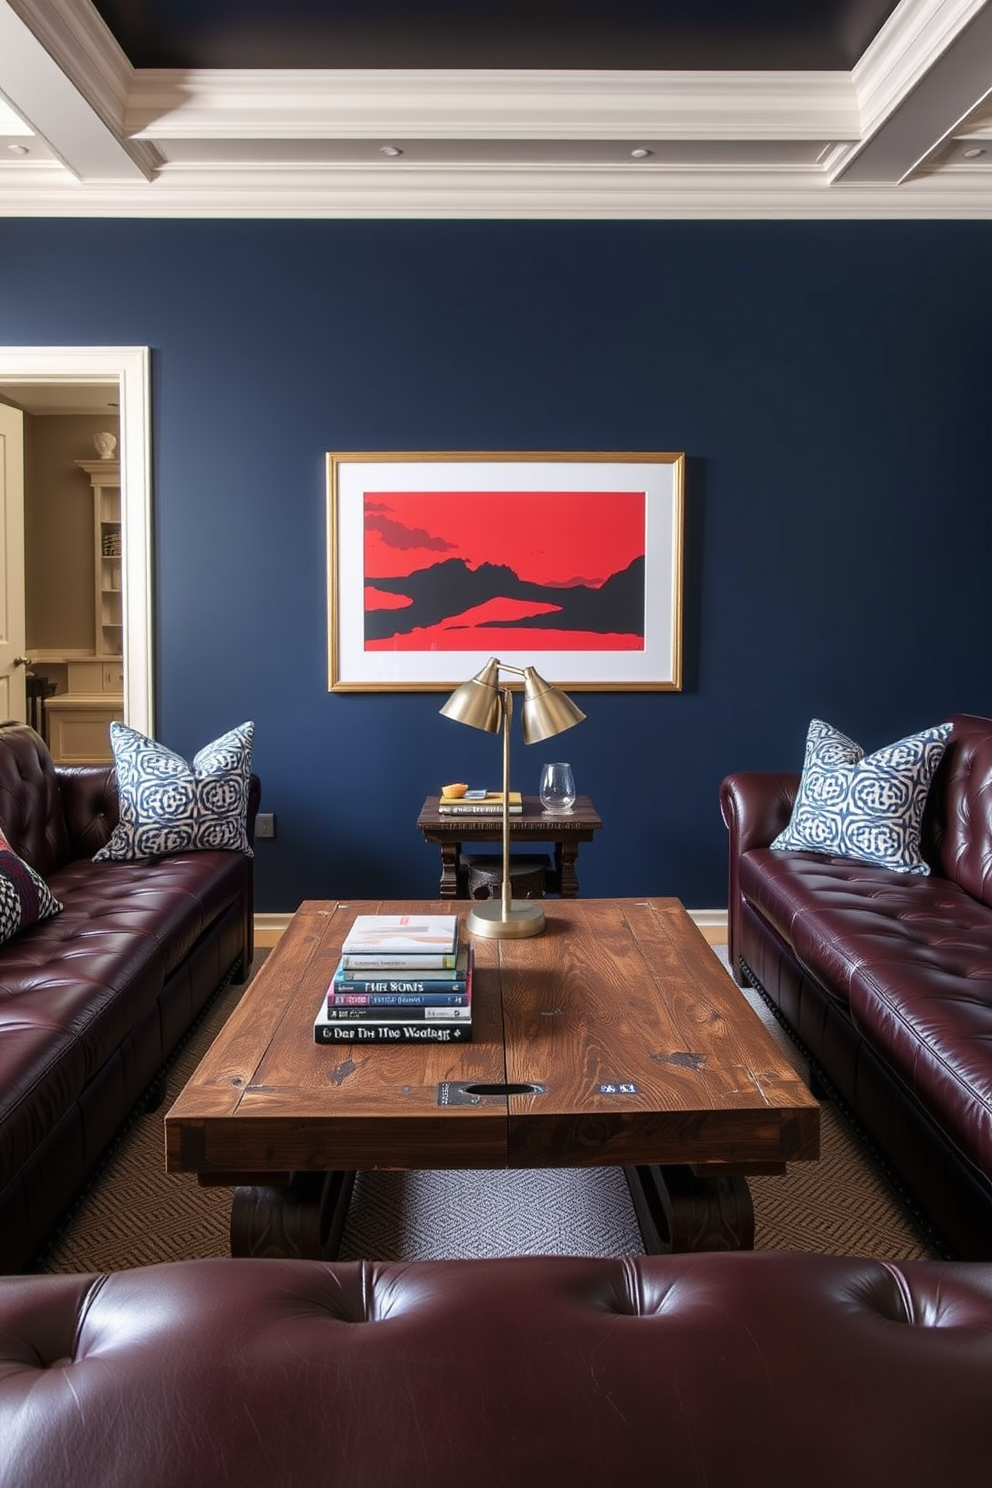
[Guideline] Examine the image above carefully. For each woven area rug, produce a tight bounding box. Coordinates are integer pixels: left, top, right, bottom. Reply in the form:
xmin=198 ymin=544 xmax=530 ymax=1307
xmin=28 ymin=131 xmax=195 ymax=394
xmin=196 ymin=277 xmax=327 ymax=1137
xmin=37 ymin=945 xmax=937 ymax=1273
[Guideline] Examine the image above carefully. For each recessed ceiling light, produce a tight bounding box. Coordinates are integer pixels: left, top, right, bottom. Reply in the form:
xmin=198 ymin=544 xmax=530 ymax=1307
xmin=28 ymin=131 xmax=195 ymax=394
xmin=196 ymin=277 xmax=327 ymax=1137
xmin=379 ymin=145 xmax=403 ymax=158
xmin=6 ymin=144 xmax=29 ymax=156
xmin=963 ymin=146 xmax=986 ymax=159
xmin=630 ymin=147 xmax=652 ymax=160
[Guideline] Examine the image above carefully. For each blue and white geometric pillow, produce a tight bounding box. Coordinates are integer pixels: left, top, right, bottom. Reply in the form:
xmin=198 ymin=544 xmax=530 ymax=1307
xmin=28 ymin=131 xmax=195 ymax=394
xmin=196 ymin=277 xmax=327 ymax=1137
xmin=0 ymin=827 xmax=62 ymax=944
xmin=770 ymin=717 xmax=952 ymax=875
xmin=94 ymin=721 xmax=254 ymax=862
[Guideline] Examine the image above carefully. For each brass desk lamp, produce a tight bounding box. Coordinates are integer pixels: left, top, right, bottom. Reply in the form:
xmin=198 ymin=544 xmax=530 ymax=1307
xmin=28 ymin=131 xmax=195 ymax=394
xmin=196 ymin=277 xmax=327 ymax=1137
xmin=440 ymin=658 xmax=585 ymax=939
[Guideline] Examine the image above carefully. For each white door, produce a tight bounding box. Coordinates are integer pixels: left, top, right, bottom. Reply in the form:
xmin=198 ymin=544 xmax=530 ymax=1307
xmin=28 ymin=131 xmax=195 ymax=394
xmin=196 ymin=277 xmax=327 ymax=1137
xmin=0 ymin=402 xmax=27 ymax=723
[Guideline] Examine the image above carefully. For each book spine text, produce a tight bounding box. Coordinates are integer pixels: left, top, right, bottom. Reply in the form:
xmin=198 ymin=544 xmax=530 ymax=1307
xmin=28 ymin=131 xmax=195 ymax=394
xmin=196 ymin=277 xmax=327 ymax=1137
xmin=315 ymin=1022 xmax=472 ymax=1043
xmin=437 ymin=804 xmax=523 ymax=815
xmin=324 ymin=1002 xmax=470 ymax=1020
xmin=328 ymin=989 xmax=470 ymax=1007
xmin=340 ymin=953 xmax=459 ymax=970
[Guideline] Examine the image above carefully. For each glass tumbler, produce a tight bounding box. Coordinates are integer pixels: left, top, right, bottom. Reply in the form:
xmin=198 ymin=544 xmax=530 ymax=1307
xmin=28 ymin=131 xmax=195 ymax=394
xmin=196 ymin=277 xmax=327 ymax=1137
xmin=539 ymin=762 xmax=576 ymax=813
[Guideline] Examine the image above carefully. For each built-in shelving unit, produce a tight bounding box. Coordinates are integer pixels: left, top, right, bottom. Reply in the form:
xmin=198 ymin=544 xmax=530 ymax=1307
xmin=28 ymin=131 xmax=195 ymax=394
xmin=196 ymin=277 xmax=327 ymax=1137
xmin=95 ymin=471 xmax=123 ymax=660
xmin=42 ymin=459 xmax=125 ymax=763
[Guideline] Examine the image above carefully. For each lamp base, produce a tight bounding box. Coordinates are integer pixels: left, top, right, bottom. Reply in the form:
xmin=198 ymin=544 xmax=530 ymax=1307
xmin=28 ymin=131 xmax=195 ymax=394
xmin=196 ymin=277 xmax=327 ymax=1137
xmin=466 ymin=900 xmax=547 ymax=939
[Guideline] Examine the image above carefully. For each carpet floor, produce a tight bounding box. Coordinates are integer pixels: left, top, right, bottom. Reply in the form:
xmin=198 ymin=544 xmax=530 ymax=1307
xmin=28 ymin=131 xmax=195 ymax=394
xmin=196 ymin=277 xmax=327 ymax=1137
xmin=36 ymin=945 xmax=937 ymax=1272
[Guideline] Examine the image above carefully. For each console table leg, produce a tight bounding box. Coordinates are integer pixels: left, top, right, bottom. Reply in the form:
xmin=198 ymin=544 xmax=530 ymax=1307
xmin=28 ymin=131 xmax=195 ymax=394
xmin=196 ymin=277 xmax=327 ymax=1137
xmin=438 ymin=843 xmax=461 ymax=898
xmin=624 ymin=1164 xmax=755 ymax=1253
xmin=230 ymin=1171 xmax=355 ymax=1260
xmin=557 ymin=842 xmax=581 ymax=897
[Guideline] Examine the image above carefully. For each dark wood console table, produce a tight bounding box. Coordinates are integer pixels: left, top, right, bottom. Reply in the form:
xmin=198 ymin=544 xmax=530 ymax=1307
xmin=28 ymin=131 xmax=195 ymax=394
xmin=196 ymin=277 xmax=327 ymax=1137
xmin=416 ymin=794 xmax=602 ymax=898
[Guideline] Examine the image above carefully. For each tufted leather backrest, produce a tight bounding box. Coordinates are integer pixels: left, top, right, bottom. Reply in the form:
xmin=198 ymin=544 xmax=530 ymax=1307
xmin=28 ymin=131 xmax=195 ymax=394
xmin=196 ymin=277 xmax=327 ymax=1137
xmin=1 ymin=1252 xmax=991 ymax=1488
xmin=923 ymin=713 xmax=992 ymax=908
xmin=0 ymin=722 xmax=70 ymax=877
xmin=56 ymin=764 xmax=119 ymax=858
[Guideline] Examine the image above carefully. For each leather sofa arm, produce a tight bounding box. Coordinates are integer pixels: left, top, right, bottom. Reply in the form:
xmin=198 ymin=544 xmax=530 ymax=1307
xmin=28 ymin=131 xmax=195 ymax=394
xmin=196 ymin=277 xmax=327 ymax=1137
xmin=720 ymin=770 xmax=799 ymax=982
xmin=720 ymin=770 xmax=800 ymax=852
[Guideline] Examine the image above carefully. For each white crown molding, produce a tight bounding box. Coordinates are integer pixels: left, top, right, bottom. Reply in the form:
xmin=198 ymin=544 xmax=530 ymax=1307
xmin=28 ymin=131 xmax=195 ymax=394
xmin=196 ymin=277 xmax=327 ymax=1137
xmin=2 ymin=158 xmax=990 ymax=219
xmin=127 ymin=67 xmax=859 ymax=143
xmin=2 ymin=0 xmax=991 ymax=218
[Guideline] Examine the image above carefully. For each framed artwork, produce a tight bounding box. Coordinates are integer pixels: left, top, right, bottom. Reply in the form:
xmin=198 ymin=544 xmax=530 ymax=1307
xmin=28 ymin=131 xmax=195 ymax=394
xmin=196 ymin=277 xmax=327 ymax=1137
xmin=326 ymin=450 xmax=684 ymax=692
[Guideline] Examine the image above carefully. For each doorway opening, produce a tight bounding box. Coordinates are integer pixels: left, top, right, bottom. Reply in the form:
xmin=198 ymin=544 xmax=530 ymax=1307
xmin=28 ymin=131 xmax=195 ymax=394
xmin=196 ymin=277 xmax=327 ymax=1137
xmin=0 ymin=347 xmax=153 ymax=742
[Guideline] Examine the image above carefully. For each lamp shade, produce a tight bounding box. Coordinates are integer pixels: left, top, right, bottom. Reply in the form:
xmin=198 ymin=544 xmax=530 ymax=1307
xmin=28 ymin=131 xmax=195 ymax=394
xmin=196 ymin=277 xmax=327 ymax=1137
xmin=438 ymin=658 xmax=501 ymax=733
xmin=520 ymin=667 xmax=586 ymax=743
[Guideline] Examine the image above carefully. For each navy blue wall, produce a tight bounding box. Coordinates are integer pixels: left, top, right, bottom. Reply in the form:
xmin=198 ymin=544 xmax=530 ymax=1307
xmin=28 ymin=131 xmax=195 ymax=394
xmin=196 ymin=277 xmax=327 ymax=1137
xmin=1 ymin=219 xmax=989 ymax=911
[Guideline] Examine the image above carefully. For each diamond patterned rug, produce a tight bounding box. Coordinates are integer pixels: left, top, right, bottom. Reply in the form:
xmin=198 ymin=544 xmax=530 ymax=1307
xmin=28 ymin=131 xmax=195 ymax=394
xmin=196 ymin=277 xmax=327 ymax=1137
xmin=37 ymin=945 xmax=937 ymax=1273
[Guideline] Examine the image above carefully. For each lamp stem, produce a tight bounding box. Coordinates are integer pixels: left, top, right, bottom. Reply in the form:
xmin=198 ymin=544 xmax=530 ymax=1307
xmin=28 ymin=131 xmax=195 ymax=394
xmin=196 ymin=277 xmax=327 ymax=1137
xmin=500 ymin=686 xmax=512 ymax=923
xmin=445 ymin=657 xmax=566 ymax=939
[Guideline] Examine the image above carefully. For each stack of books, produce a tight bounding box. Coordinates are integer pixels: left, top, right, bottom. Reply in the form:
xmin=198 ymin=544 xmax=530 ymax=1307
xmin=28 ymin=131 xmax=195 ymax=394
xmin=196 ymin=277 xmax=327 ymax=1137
xmin=438 ymin=790 xmax=522 ymax=816
xmin=313 ymin=913 xmax=472 ymax=1044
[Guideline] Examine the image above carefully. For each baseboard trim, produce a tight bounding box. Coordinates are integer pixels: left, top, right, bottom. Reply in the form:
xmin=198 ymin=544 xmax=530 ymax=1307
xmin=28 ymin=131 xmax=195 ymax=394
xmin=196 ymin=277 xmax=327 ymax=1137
xmin=255 ymin=907 xmax=728 ymax=948
xmin=254 ymin=914 xmax=292 ymax=948
xmin=690 ymin=910 xmax=730 ymax=945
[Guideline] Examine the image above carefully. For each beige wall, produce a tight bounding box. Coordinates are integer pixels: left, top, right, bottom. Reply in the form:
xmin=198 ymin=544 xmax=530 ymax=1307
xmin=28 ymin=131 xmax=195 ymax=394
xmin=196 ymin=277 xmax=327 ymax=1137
xmin=24 ymin=414 xmax=119 ymax=652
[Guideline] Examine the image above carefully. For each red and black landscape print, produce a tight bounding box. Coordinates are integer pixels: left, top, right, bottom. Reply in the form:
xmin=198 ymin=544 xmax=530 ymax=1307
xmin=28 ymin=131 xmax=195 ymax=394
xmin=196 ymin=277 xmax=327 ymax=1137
xmin=363 ymin=488 xmax=646 ymax=653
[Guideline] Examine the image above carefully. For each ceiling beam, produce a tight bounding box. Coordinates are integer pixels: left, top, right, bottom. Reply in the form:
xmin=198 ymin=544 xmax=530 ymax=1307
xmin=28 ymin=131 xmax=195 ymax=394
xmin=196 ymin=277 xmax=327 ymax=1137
xmin=836 ymin=0 xmax=992 ymax=182
xmin=0 ymin=0 xmax=156 ymax=181
xmin=126 ymin=68 xmax=860 ymax=146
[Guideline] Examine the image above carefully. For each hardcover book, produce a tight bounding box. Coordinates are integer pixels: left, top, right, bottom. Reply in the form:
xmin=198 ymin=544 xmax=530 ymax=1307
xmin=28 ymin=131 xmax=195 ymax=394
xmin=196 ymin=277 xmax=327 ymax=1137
xmin=322 ymin=1002 xmax=472 ymax=1020
xmin=437 ymin=803 xmax=524 ymax=815
xmin=314 ymin=1004 xmax=473 ymax=1043
xmin=340 ymin=914 xmax=459 ymax=957
xmin=329 ymin=989 xmax=470 ymax=1009
xmin=437 ymin=791 xmax=524 ymax=815
xmin=330 ymin=947 xmax=471 ymax=998
xmin=341 ymin=950 xmax=460 ymax=971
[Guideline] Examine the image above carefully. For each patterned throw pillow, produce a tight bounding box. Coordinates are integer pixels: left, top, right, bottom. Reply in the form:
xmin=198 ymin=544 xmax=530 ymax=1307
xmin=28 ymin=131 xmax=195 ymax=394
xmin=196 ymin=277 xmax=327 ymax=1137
xmin=771 ymin=717 xmax=952 ymax=875
xmin=0 ymin=827 xmax=62 ymax=944
xmin=94 ymin=721 xmax=254 ymax=862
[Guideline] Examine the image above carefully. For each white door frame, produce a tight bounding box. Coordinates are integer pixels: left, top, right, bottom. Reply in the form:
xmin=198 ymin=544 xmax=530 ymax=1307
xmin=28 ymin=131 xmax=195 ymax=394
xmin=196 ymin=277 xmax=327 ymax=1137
xmin=0 ymin=402 xmax=27 ymax=723
xmin=0 ymin=346 xmax=153 ymax=737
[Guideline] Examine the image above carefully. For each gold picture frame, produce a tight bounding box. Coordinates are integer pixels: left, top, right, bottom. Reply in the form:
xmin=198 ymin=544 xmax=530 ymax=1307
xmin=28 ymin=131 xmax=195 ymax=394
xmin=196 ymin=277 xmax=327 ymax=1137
xmin=327 ymin=450 xmax=684 ymax=692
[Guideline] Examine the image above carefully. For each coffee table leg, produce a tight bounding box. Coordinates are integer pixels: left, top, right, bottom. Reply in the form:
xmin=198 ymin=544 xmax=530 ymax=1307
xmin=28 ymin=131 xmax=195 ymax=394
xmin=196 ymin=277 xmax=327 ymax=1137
xmin=624 ymin=1164 xmax=755 ymax=1253
xmin=230 ymin=1171 xmax=355 ymax=1260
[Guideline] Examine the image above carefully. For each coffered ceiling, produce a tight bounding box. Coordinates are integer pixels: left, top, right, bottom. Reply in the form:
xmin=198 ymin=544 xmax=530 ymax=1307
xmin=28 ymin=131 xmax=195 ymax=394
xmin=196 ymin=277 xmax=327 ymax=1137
xmin=1 ymin=0 xmax=991 ymax=217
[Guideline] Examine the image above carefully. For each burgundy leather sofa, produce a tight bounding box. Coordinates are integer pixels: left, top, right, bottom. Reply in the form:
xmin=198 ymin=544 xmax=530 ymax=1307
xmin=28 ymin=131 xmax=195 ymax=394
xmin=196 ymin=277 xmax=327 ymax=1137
xmin=0 ymin=722 xmax=259 ymax=1275
xmin=1 ymin=1251 xmax=990 ymax=1488
xmin=721 ymin=712 xmax=992 ymax=1261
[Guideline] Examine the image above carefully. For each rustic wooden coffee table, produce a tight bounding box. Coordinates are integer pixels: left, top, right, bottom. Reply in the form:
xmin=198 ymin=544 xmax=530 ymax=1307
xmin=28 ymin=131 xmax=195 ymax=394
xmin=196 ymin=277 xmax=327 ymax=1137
xmin=166 ymin=898 xmax=819 ymax=1258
